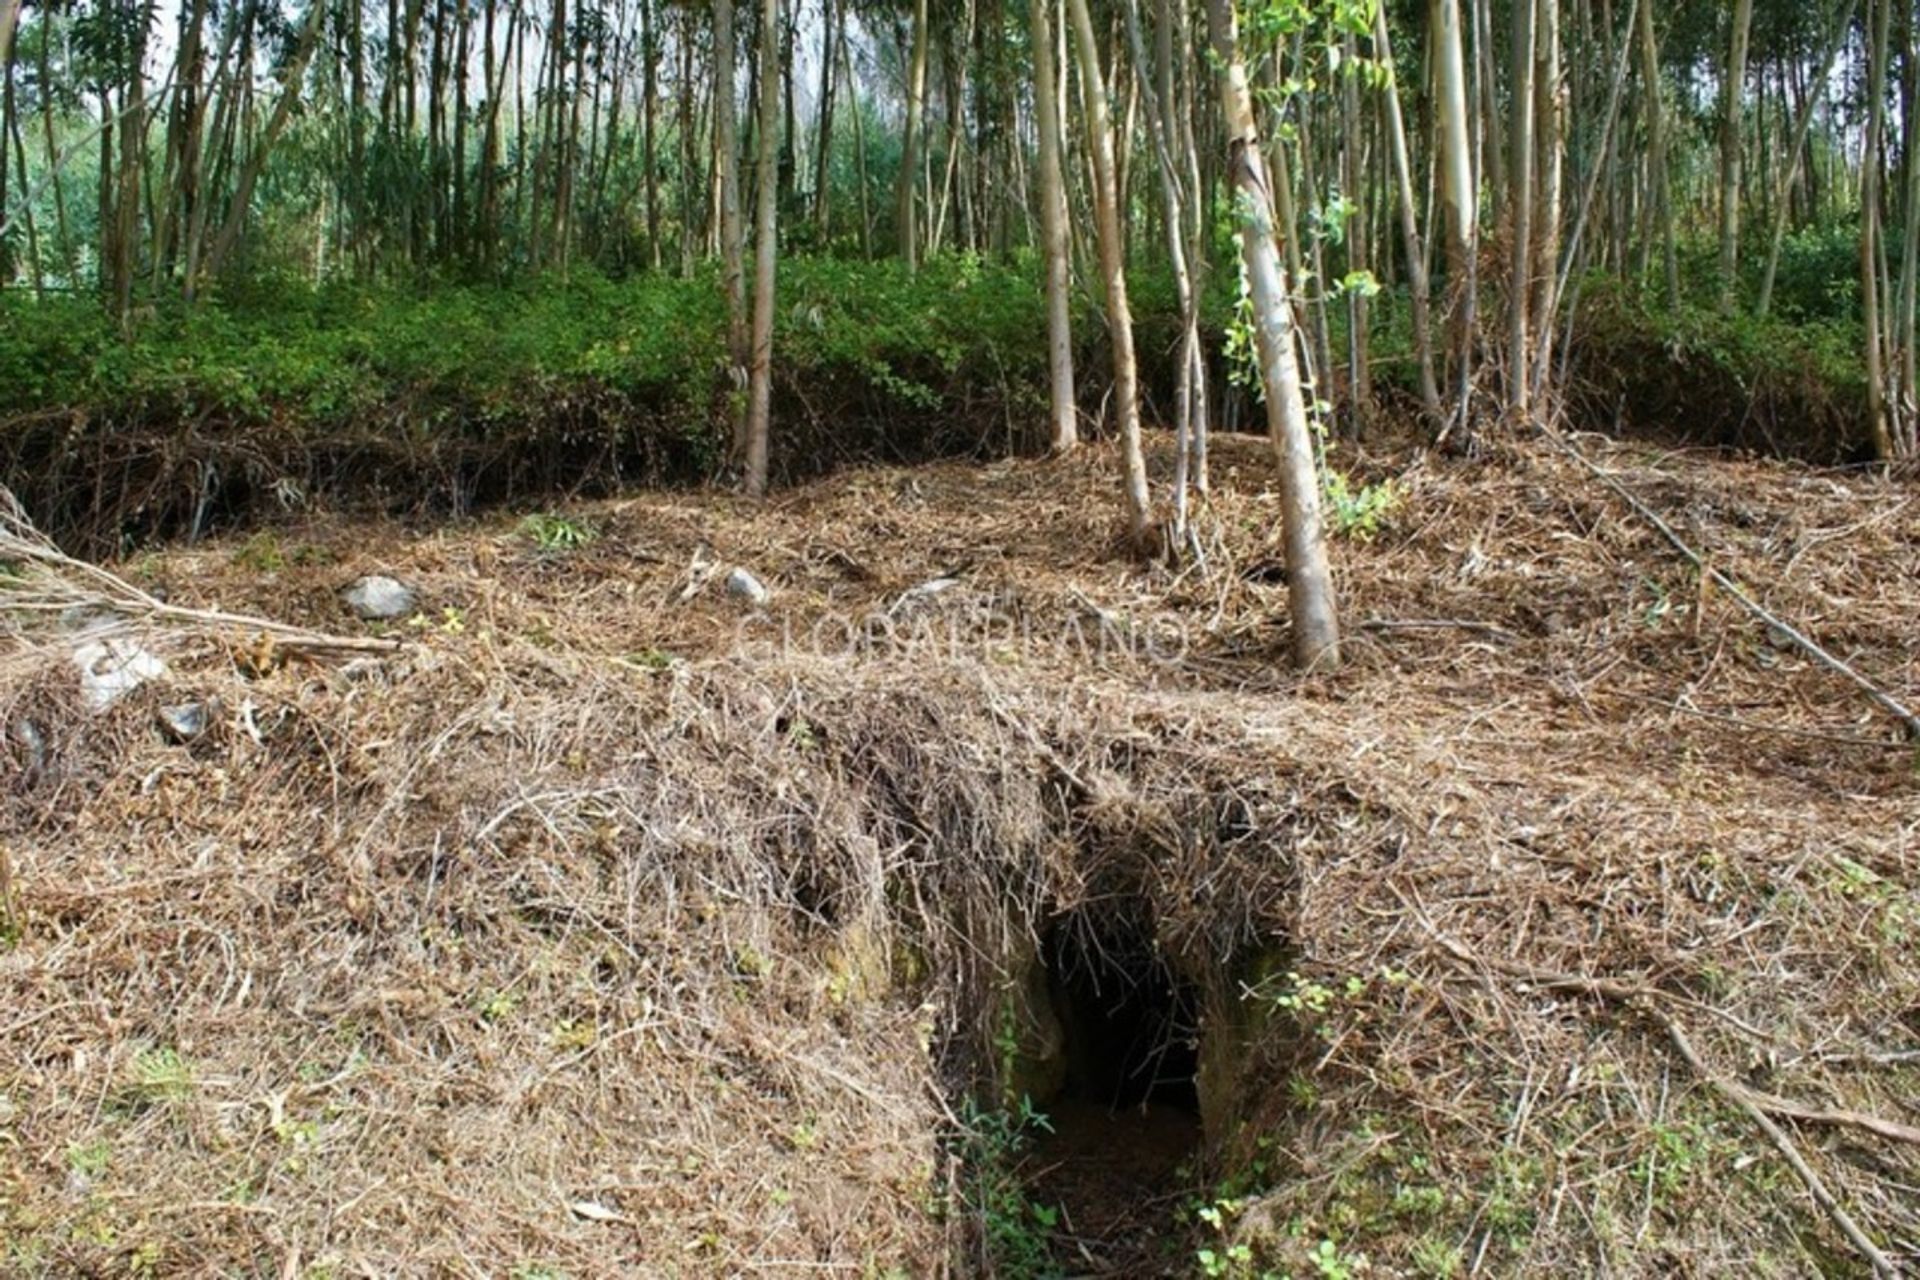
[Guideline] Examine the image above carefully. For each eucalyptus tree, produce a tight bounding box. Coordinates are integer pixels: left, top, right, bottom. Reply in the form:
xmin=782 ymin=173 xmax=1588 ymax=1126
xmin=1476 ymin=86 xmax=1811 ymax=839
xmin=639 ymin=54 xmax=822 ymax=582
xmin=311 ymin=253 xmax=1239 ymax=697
xmin=1718 ymin=0 xmax=1755 ymax=313
xmin=1207 ymin=0 xmax=1341 ymax=669
xmin=744 ymin=0 xmax=780 ymax=496
xmin=1432 ymin=0 xmax=1479 ymax=436
xmin=1028 ymin=0 xmax=1075 ymax=453
xmin=1066 ymin=0 xmax=1151 ymax=549
xmin=894 ymin=0 xmax=926 ymax=268
xmin=715 ymin=0 xmax=749 ymax=458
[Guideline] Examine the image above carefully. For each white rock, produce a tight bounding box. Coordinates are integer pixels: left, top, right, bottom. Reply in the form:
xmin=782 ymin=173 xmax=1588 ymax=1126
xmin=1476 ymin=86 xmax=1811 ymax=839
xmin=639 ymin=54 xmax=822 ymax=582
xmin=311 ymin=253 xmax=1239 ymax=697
xmin=889 ymin=576 xmax=963 ymax=616
xmin=159 ymin=701 xmax=213 ymax=743
xmin=72 ymin=639 xmax=168 ymax=712
xmin=725 ymin=567 xmax=771 ymax=607
xmin=343 ymin=575 xmax=417 ymax=621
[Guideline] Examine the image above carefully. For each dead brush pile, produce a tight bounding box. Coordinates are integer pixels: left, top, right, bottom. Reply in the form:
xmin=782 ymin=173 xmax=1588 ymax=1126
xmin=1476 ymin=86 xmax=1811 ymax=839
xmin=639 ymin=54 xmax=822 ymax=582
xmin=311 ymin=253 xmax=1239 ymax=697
xmin=0 ymin=430 xmax=1917 ymax=1278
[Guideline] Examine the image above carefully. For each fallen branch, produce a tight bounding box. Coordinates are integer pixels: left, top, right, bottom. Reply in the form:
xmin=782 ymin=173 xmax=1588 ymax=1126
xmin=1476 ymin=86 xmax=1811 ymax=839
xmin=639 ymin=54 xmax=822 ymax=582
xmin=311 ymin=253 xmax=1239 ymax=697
xmin=1433 ymin=933 xmax=1903 ymax=1277
xmin=1 ymin=488 xmax=398 ymax=658
xmin=1664 ymin=1020 xmax=1901 ymax=1278
xmin=1542 ymin=426 xmax=1920 ymax=741
xmin=1360 ymin=617 xmax=1522 ymax=643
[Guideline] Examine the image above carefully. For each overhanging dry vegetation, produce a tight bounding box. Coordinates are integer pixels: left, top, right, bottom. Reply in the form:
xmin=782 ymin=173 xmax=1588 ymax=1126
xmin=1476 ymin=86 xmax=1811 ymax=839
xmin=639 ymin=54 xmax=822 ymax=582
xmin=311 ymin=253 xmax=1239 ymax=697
xmin=1 ymin=432 xmax=1917 ymax=1277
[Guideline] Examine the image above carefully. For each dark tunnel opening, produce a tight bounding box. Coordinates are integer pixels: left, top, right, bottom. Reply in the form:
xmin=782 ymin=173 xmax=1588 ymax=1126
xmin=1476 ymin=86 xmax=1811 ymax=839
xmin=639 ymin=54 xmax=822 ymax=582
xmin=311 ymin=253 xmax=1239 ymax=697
xmin=1020 ymin=904 xmax=1206 ymax=1271
xmin=1044 ymin=908 xmax=1202 ymax=1116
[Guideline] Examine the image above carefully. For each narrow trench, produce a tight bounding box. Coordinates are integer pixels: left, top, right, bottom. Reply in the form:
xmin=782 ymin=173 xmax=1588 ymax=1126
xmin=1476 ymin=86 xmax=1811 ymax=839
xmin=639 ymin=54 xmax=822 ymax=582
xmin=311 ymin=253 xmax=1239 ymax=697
xmin=1021 ymin=908 xmax=1205 ymax=1276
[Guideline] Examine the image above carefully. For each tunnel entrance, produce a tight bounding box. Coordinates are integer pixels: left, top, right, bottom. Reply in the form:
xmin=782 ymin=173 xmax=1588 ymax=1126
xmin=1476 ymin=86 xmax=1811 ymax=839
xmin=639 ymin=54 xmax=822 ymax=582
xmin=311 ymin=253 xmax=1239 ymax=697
xmin=1021 ymin=906 xmax=1204 ymax=1274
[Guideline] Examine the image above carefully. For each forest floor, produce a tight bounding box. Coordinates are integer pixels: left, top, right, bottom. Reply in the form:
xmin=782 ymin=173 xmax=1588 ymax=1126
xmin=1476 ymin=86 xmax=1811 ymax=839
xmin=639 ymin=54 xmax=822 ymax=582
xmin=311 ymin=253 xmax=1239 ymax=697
xmin=1 ymin=428 xmax=1917 ymax=1278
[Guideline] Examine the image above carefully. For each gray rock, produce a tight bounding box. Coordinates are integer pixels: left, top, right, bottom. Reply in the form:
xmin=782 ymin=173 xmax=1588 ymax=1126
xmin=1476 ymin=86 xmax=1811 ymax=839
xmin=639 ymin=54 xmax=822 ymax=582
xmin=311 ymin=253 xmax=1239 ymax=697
xmin=725 ymin=567 xmax=770 ymax=607
xmin=57 ymin=605 xmax=117 ymax=634
xmin=9 ymin=719 xmax=46 ymax=778
xmin=343 ymin=575 xmax=417 ymax=621
xmin=159 ymin=701 xmax=213 ymax=743
xmin=72 ymin=639 xmax=168 ymax=712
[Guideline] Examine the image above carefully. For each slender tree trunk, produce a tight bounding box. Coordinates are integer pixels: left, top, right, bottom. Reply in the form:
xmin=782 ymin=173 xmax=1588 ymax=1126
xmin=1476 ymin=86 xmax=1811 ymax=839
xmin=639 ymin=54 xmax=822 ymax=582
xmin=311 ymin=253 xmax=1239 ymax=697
xmin=1122 ymin=0 xmax=1196 ymax=537
xmin=1 ymin=1 xmax=19 ymax=286
xmin=1862 ymin=0 xmax=1894 ymax=459
xmin=777 ymin=0 xmax=795 ymax=216
xmin=151 ymin=0 xmax=207 ymax=290
xmin=1717 ymin=0 xmax=1754 ymax=312
xmin=1536 ymin=0 xmax=1636 ymax=403
xmin=558 ymin=25 xmax=586 ymax=274
xmin=1066 ymin=0 xmax=1151 ymax=549
xmin=1339 ymin=30 xmax=1371 ymax=424
xmin=1205 ymin=0 xmax=1340 ymax=669
xmin=1376 ymin=5 xmax=1441 ymax=420
xmin=452 ymin=0 xmax=471 ymax=265
xmin=39 ymin=4 xmax=79 ymax=284
xmin=1529 ymin=0 xmax=1563 ymax=399
xmin=811 ymin=0 xmax=836 ymax=236
xmin=744 ymin=0 xmax=780 ymax=494
xmin=896 ymin=0 xmax=928 ymax=267
xmin=479 ymin=0 xmax=504 ymax=267
xmin=1433 ymin=0 xmax=1479 ymax=439
xmin=1634 ymin=0 xmax=1678 ymax=307
xmin=111 ymin=15 xmax=145 ymax=317
xmin=0 ymin=0 xmax=19 ymax=79
xmin=1506 ymin=0 xmax=1537 ymax=415
xmin=1756 ymin=0 xmax=1854 ymax=318
xmin=677 ymin=6 xmax=697 ymax=272
xmin=1174 ymin=0 xmax=1208 ymax=491
xmin=715 ymin=0 xmax=749 ymax=454
xmin=842 ymin=20 xmax=871 ymax=257
xmin=638 ymin=0 xmax=658 ymax=267
xmin=349 ymin=0 xmax=367 ymax=267
xmin=5 ymin=44 xmax=42 ymax=297
xmin=1897 ymin=30 xmax=1920 ymax=456
xmin=1029 ymin=0 xmax=1076 ymax=451
xmin=202 ymin=0 xmax=326 ymax=284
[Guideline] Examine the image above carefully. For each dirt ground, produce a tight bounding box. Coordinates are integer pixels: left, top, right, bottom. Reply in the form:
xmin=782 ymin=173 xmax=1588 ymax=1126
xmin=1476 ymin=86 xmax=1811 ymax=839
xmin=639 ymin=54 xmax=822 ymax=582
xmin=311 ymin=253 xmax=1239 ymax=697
xmin=2 ymin=428 xmax=1917 ymax=1277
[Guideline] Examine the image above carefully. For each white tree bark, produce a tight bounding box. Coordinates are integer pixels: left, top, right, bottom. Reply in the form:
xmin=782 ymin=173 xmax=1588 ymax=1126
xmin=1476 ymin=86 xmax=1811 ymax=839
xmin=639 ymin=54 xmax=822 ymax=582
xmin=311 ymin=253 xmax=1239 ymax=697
xmin=1717 ymin=0 xmax=1755 ymax=313
xmin=1028 ymin=0 xmax=1076 ymax=451
xmin=1205 ymin=0 xmax=1340 ymax=669
xmin=1433 ymin=0 xmax=1479 ymax=438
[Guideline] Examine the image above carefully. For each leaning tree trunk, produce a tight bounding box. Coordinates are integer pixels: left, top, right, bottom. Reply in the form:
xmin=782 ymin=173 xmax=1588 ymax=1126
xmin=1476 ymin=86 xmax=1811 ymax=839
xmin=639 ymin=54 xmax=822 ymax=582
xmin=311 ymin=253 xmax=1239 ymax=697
xmin=744 ymin=0 xmax=780 ymax=496
xmin=1028 ymin=0 xmax=1077 ymax=452
xmin=1756 ymin=0 xmax=1854 ymax=319
xmin=1065 ymin=0 xmax=1153 ymax=550
xmin=200 ymin=0 xmax=327 ymax=286
xmin=1205 ymin=0 xmax=1341 ymax=670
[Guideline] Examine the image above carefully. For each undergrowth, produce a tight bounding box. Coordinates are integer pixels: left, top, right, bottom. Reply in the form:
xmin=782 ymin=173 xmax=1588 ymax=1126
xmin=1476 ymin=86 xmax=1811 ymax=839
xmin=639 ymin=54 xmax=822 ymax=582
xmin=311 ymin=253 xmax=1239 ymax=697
xmin=0 ymin=247 xmax=1877 ymax=553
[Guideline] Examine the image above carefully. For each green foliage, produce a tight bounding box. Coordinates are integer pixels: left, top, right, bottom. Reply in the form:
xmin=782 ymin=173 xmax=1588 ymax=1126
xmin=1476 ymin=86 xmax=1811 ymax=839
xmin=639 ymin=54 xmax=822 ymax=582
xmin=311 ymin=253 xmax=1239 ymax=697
xmin=955 ymin=1094 xmax=1061 ymax=1279
xmin=518 ymin=512 xmax=597 ymax=553
xmin=3 ymin=256 xmax=1203 ymax=545
xmin=1321 ymin=471 xmax=1401 ymax=540
xmin=1572 ymin=277 xmax=1868 ymax=460
xmin=129 ymin=1047 xmax=194 ymax=1104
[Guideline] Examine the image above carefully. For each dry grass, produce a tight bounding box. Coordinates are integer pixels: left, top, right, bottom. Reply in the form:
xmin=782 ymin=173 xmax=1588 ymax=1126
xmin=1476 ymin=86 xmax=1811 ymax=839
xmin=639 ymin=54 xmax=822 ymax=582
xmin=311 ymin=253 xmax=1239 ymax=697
xmin=1 ymin=428 xmax=1916 ymax=1277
